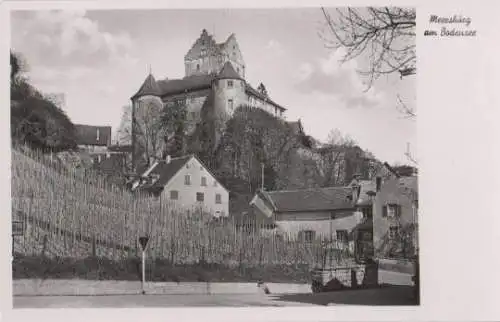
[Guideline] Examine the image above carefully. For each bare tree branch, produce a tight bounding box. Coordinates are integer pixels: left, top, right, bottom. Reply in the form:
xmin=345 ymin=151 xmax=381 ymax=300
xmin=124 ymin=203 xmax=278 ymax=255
xmin=320 ymin=7 xmax=416 ymax=90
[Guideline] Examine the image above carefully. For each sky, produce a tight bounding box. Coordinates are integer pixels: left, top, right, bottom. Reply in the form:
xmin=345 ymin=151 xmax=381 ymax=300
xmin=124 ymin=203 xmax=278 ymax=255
xmin=10 ymin=8 xmax=416 ymax=165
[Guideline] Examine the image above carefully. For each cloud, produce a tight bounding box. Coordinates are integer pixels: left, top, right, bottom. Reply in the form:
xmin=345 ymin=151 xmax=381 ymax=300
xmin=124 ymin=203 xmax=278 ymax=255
xmin=12 ymin=10 xmax=135 ymax=70
xmin=293 ymin=49 xmax=385 ymax=109
xmin=265 ymin=39 xmax=285 ymax=57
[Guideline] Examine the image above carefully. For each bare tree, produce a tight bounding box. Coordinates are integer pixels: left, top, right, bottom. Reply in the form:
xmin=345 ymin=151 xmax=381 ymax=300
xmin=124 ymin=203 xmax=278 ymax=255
xmin=320 ymin=8 xmax=417 ymax=165
xmin=320 ymin=7 xmax=416 ymax=88
xmin=134 ymin=98 xmax=166 ymax=167
xmin=316 ymin=129 xmax=357 ymax=186
xmin=114 ymin=105 xmax=132 ymax=146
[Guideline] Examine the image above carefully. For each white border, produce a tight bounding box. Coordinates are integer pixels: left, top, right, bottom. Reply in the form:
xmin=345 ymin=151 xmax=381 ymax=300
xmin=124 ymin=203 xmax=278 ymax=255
xmin=2 ymin=1 xmax=500 ymax=321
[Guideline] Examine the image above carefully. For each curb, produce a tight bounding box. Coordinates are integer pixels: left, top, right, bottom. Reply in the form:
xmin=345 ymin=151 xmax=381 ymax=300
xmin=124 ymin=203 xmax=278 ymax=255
xmin=13 ymin=280 xmax=313 ymax=297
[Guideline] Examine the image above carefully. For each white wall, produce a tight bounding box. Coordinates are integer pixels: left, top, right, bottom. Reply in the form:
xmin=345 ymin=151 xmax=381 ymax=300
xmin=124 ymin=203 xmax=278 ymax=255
xmin=275 ymin=210 xmax=363 ymax=240
xmin=161 ymin=157 xmax=229 ymax=217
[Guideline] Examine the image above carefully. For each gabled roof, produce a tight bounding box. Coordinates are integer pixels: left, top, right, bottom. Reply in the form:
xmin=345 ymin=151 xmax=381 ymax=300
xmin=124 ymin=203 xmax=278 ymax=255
xmin=216 ymin=61 xmax=244 ymax=81
xmin=257 ymin=186 xmax=355 ymax=213
xmin=156 ymin=74 xmax=215 ymax=97
xmin=245 ymin=83 xmax=286 ymax=111
xmin=136 ymin=154 xmax=229 ymax=193
xmin=74 ymin=124 xmax=112 ymax=147
xmin=139 ymin=155 xmax=192 ymax=190
xmin=131 ymin=73 xmax=161 ymax=100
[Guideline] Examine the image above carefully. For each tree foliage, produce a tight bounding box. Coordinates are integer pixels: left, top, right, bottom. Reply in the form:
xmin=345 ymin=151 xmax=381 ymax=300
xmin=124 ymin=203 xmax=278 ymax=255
xmin=10 ymin=51 xmax=77 ymax=152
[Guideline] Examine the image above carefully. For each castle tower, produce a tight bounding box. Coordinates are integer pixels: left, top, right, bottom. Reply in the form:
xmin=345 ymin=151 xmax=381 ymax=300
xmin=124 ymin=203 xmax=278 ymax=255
xmin=130 ymin=71 xmax=163 ymax=172
xmin=213 ymin=61 xmax=246 ymax=119
xmin=184 ymin=29 xmax=246 ymax=79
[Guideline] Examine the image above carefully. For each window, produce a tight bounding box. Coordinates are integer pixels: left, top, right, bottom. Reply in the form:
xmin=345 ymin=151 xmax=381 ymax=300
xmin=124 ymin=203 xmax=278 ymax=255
xmin=227 ymin=80 xmax=234 ymax=88
xmin=184 ymin=175 xmax=191 ymax=185
xmin=196 ymin=192 xmax=204 ymax=202
xmin=190 ymin=112 xmax=196 ymax=119
xmin=384 ymin=204 xmax=400 ymax=218
xmin=213 ymin=181 xmax=218 ymax=187
xmin=170 ymin=190 xmax=179 ymax=200
xmin=362 ymin=206 xmax=373 ymax=219
xmin=300 ymin=230 xmax=315 ymax=243
xmin=336 ymin=230 xmax=349 ymax=244
xmin=215 ymin=193 xmax=222 ymax=204
xmin=201 ymin=48 xmax=207 ymax=56
xmin=96 ymin=129 xmax=100 ymax=141
xmin=228 ymin=99 xmax=234 ymax=112
xmin=201 ymin=177 xmax=207 ymax=186
xmin=389 ymin=225 xmax=400 ymax=239
xmin=196 ymin=64 xmax=200 ymax=71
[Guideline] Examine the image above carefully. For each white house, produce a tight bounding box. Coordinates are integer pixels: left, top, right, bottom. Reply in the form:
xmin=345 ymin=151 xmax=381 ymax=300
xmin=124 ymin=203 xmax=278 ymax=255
xmin=249 ymin=186 xmax=365 ymax=245
xmin=132 ymin=155 xmax=229 ymax=217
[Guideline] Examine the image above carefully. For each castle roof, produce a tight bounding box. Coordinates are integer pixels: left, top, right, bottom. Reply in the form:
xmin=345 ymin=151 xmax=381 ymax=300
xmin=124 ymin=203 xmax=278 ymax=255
xmin=216 ymin=61 xmax=244 ymax=81
xmin=245 ymin=83 xmax=286 ymax=111
xmin=185 ymin=29 xmax=221 ymax=61
xmin=156 ymin=74 xmax=215 ymax=97
xmin=131 ymin=73 xmax=161 ymax=99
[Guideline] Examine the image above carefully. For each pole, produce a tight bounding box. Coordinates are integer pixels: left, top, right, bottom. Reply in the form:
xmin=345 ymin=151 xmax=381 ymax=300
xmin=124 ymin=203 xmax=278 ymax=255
xmin=141 ymin=250 xmax=146 ymax=295
xmin=261 ymin=163 xmax=264 ymax=191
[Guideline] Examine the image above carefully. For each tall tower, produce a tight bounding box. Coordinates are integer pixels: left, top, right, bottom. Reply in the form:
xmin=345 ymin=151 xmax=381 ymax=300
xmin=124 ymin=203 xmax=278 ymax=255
xmin=184 ymin=29 xmax=246 ymax=79
xmin=130 ymin=71 xmax=163 ymax=172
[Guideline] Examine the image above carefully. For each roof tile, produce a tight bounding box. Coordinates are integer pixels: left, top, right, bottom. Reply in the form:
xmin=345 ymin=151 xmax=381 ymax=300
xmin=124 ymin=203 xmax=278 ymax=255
xmin=262 ymin=187 xmax=355 ymax=213
xmin=74 ymin=124 xmax=111 ymax=147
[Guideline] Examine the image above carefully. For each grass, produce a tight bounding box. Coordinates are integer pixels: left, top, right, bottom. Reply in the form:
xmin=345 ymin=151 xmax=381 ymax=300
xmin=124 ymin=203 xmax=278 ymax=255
xmin=13 ymin=254 xmax=311 ymax=284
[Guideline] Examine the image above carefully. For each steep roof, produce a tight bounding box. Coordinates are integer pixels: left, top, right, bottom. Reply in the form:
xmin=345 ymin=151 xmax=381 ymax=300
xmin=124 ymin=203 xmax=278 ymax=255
xmin=137 ymin=154 xmax=229 ymax=193
xmin=245 ymin=83 xmax=286 ymax=111
xmin=259 ymin=187 xmax=355 ymax=213
xmin=74 ymin=124 xmax=111 ymax=147
xmin=156 ymin=74 xmax=215 ymax=97
xmin=139 ymin=155 xmax=192 ymax=189
xmin=131 ymin=73 xmax=161 ymax=99
xmin=216 ymin=61 xmax=244 ymax=81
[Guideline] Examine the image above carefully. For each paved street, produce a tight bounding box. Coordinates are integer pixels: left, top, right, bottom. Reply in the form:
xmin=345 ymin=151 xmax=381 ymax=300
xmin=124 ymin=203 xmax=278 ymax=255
xmin=14 ymin=285 xmax=417 ymax=308
xmin=14 ymin=293 xmax=315 ymax=308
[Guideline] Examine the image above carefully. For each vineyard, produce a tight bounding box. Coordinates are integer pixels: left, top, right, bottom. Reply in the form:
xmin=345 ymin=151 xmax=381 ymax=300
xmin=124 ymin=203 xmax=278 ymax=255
xmin=11 ymin=147 xmax=353 ymax=282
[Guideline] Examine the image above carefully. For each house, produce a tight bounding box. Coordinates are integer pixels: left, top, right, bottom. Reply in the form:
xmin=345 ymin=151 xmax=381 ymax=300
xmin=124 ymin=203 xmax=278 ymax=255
xmin=249 ymin=185 xmax=371 ymax=253
xmin=131 ymin=154 xmax=229 ymax=217
xmin=74 ymin=124 xmax=132 ymax=173
xmin=372 ymin=174 xmax=418 ymax=261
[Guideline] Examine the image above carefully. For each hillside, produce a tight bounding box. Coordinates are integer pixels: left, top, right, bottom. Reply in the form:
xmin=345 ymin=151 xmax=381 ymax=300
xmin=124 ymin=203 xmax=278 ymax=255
xmin=187 ymin=105 xmax=375 ymax=215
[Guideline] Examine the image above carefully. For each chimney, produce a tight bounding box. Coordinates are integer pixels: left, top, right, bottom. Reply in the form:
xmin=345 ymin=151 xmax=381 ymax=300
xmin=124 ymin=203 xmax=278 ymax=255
xmin=165 ymin=155 xmax=171 ymax=164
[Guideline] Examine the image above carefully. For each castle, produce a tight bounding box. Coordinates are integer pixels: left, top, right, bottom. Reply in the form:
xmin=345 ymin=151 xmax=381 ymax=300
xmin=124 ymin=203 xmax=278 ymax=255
xmin=130 ymin=29 xmax=295 ymax=170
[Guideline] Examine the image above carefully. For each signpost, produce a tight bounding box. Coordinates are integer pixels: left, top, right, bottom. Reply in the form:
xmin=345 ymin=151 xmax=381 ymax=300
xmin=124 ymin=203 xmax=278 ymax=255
xmin=12 ymin=221 xmax=24 ymax=257
xmin=138 ymin=236 xmax=149 ymax=295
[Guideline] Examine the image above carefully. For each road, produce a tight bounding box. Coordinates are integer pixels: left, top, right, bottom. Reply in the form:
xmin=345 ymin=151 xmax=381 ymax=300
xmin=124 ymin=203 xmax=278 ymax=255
xmin=14 ymin=285 xmax=417 ymax=308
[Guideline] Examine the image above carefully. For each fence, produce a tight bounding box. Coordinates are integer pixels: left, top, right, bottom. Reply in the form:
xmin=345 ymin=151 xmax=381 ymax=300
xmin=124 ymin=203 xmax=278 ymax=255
xmin=11 ymin=148 xmax=354 ymax=271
